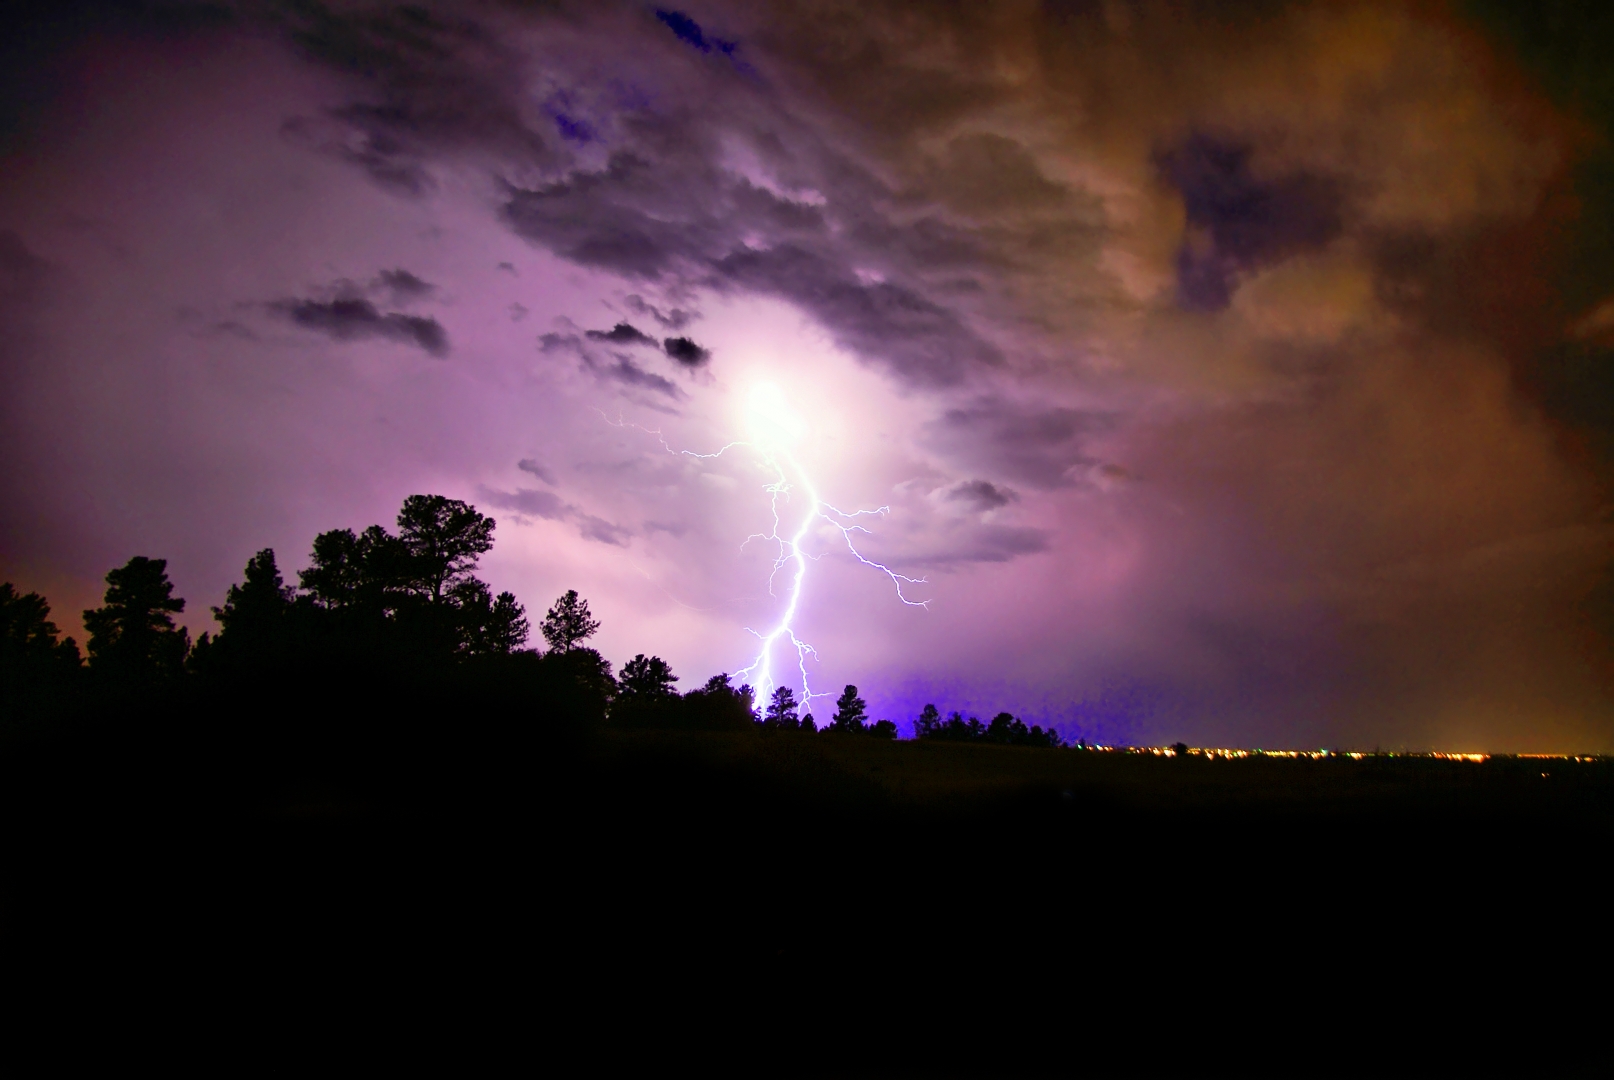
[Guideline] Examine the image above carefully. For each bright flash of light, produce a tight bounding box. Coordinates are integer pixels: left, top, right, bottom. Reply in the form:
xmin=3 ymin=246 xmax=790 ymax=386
xmin=602 ymin=385 xmax=927 ymax=712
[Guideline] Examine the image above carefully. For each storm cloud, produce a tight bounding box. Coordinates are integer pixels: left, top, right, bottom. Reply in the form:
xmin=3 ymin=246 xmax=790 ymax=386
xmin=4 ymin=0 xmax=1612 ymax=751
xmin=662 ymin=336 xmax=710 ymax=367
xmin=478 ymin=485 xmax=631 ymax=547
xmin=946 ymin=480 xmax=1017 ymax=512
xmin=272 ymin=296 xmax=449 ymax=356
xmin=585 ymin=322 xmax=657 ymax=347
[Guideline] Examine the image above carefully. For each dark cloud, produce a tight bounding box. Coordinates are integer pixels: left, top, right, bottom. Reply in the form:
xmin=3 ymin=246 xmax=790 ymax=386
xmin=909 ymin=524 xmax=1051 ymax=567
xmin=624 ymin=294 xmax=694 ymax=330
xmin=586 ymin=322 xmax=657 ymax=347
xmin=596 ymin=355 xmax=681 ymax=397
xmin=576 ymin=514 xmax=632 ymax=546
xmin=946 ymin=479 xmax=1017 ymax=511
xmin=374 ymin=268 xmax=434 ymax=303
xmin=932 ymin=400 xmax=1116 ymax=489
xmin=11 ymin=0 xmax=1607 ymax=749
xmin=538 ymin=331 xmax=581 ymax=354
xmin=540 ymin=329 xmax=683 ymax=398
xmin=654 ymin=9 xmax=738 ymax=58
xmin=273 ymin=3 xmax=1014 ymax=386
xmin=477 ymin=484 xmax=631 ymax=546
xmin=1156 ymin=133 xmax=1345 ymax=311
xmin=479 ymin=485 xmax=565 ymax=520
xmin=271 ymin=296 xmax=449 ymax=356
xmin=498 ymin=152 xmax=715 ymax=279
xmin=709 ymin=243 xmax=998 ymax=383
xmin=662 ymin=335 xmax=709 ymax=367
xmin=496 ymin=261 xmax=517 ymax=275
xmin=279 ymin=4 xmax=557 ymax=196
xmin=517 ymin=458 xmax=556 ymax=485
xmin=281 ymin=112 xmax=435 ymax=197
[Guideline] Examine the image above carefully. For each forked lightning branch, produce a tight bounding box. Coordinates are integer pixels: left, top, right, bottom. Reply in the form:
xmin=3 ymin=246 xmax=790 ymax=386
xmin=605 ymin=384 xmax=927 ymax=712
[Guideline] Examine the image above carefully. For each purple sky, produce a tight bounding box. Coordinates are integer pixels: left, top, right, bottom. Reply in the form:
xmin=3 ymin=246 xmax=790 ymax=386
xmin=4 ymin=1 xmax=1613 ymax=751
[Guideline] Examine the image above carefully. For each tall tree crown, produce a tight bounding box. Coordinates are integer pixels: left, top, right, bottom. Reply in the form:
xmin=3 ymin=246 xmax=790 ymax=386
xmin=396 ymin=495 xmax=495 ymax=603
xmin=831 ymin=684 xmax=868 ymax=733
xmin=453 ymin=579 xmax=530 ymax=655
xmin=82 ymin=556 xmax=189 ymax=678
xmin=300 ymin=526 xmax=406 ymax=609
xmin=765 ymin=685 xmax=800 ymax=728
xmin=618 ymin=653 xmax=678 ymax=699
xmin=214 ymin=549 xmax=293 ymax=631
xmin=541 ymin=589 xmax=600 ymax=653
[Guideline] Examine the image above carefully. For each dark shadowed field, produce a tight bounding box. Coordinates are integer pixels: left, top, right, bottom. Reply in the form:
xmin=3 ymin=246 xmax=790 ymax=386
xmin=4 ymin=701 xmax=1608 ymax=1074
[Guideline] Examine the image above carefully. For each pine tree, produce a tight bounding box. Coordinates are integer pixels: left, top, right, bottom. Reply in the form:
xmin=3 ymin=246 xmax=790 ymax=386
xmin=83 ymin=557 xmax=190 ymax=682
xmin=541 ymin=589 xmax=600 ymax=653
xmin=765 ymin=685 xmax=799 ymax=729
xmin=214 ymin=550 xmax=293 ymax=634
xmin=830 ymin=684 xmax=867 ymax=734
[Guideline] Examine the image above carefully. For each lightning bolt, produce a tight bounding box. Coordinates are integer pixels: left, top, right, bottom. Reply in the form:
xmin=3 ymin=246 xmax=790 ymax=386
xmin=600 ymin=397 xmax=927 ymax=712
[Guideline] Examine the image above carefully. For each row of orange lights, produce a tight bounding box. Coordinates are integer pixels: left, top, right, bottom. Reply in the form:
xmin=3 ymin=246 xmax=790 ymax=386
xmin=1071 ymin=747 xmax=1605 ymax=762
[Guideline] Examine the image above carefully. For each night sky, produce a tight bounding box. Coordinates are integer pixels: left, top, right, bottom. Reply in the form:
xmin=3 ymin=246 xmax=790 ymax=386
xmin=4 ymin=0 xmax=1613 ymax=751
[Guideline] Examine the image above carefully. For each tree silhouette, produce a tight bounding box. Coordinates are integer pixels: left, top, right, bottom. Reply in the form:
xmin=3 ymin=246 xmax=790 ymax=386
xmin=618 ymin=654 xmax=678 ymax=700
xmin=452 ymin=579 xmax=529 ymax=655
xmin=300 ymin=525 xmax=407 ymax=611
xmin=1 ymin=584 xmax=80 ymax=670
xmin=192 ymin=548 xmax=296 ymax=676
xmin=701 ymin=673 xmax=735 ymax=694
xmin=83 ymin=557 xmax=190 ymax=682
xmin=830 ymin=684 xmax=868 ymax=735
xmin=800 ymin=712 xmax=816 ymax=733
xmin=868 ymin=719 xmax=897 ymax=739
xmin=765 ymin=685 xmax=800 ymax=730
xmin=291 ymin=497 xmax=523 ymax=662
xmin=920 ymin=711 xmax=984 ymax=742
xmin=396 ymin=495 xmax=496 ymax=604
xmin=1 ymin=583 xmax=82 ymax=710
xmin=541 ymin=590 xmax=600 ymax=653
xmin=551 ymin=647 xmax=617 ymax=707
xmin=680 ymin=672 xmax=758 ymax=731
xmin=913 ymin=705 xmax=1062 ymax=748
xmin=215 ymin=549 xmax=293 ymax=635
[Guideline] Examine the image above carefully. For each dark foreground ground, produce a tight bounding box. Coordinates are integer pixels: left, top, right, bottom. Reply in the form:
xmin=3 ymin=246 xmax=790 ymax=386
xmin=3 ymin=701 xmax=1610 ymax=1074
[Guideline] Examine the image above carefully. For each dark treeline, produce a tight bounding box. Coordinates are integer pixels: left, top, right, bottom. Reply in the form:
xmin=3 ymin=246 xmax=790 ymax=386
xmin=911 ymin=702 xmax=1063 ymax=748
xmin=2 ymin=493 xmax=1056 ymax=746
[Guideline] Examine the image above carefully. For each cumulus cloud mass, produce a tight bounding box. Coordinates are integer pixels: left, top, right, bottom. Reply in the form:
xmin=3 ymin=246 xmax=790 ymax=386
xmin=3 ymin=0 xmax=1613 ymax=750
